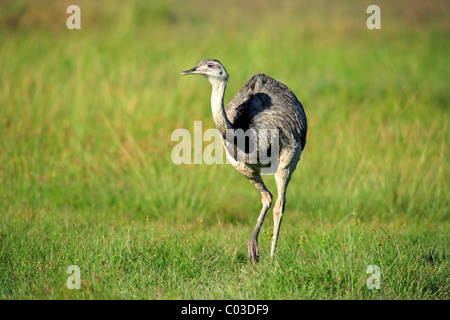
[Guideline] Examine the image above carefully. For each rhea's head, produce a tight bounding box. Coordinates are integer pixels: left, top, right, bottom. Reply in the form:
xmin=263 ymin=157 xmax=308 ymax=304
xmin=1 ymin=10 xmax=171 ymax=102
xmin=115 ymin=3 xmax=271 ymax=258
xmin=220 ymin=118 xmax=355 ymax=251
xmin=182 ymin=59 xmax=229 ymax=83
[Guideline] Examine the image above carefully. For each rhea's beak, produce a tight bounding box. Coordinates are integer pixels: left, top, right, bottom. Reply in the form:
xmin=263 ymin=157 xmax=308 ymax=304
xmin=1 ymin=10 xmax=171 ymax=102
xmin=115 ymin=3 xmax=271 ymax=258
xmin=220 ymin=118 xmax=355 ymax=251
xmin=181 ymin=66 xmax=200 ymax=75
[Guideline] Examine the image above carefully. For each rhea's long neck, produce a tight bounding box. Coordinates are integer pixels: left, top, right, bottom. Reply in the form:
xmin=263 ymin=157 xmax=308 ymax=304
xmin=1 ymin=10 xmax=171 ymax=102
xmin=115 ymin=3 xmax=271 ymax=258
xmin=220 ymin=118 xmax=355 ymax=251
xmin=210 ymin=78 xmax=234 ymax=137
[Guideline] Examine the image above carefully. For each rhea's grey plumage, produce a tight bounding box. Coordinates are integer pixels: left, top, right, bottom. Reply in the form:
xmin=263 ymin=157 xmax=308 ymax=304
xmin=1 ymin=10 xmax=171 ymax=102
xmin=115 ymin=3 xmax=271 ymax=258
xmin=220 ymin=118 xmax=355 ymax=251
xmin=226 ymin=73 xmax=307 ymax=149
xmin=182 ymin=59 xmax=307 ymax=263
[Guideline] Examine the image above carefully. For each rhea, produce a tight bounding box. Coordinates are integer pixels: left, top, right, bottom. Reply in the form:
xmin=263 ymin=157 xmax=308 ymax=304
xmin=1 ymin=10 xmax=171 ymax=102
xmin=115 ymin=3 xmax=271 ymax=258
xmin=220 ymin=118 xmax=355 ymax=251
xmin=182 ymin=59 xmax=307 ymax=263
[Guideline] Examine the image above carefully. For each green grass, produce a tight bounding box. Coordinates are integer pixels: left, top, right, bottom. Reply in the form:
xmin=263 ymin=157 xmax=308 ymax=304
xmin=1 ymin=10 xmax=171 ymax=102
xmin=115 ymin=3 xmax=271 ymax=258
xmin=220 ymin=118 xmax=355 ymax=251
xmin=0 ymin=0 xmax=449 ymax=299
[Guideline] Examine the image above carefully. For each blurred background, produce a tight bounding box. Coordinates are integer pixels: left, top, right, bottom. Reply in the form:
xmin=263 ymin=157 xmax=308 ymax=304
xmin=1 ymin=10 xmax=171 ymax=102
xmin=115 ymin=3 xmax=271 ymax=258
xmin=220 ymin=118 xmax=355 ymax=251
xmin=0 ymin=0 xmax=448 ymax=299
xmin=0 ymin=0 xmax=448 ymax=224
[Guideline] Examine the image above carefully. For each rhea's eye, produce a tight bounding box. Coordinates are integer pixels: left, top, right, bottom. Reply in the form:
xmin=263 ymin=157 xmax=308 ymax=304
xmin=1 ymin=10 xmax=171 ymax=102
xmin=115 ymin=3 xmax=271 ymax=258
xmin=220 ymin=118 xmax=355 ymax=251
xmin=207 ymin=64 xmax=213 ymax=68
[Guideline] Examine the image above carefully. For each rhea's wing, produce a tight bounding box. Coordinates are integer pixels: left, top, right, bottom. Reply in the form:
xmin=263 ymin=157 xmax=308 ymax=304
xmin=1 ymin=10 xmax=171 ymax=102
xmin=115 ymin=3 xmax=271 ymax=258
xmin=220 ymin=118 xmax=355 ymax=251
xmin=225 ymin=73 xmax=307 ymax=149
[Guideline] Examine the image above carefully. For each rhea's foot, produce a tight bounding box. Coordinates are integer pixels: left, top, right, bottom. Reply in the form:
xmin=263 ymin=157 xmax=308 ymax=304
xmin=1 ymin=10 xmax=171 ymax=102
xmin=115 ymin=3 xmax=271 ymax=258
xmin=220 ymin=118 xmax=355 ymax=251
xmin=247 ymin=236 xmax=259 ymax=263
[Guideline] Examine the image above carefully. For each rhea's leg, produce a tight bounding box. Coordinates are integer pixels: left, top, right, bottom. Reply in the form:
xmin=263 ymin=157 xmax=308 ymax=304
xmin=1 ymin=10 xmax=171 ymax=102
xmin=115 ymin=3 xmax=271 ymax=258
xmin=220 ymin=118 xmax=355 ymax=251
xmin=270 ymin=148 xmax=301 ymax=259
xmin=270 ymin=169 xmax=291 ymax=259
xmin=247 ymin=174 xmax=272 ymax=263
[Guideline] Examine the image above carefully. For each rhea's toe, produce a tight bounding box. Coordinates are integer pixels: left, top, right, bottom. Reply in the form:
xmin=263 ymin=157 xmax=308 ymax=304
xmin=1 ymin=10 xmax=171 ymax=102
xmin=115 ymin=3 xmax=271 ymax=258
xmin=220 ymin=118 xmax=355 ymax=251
xmin=247 ymin=237 xmax=259 ymax=263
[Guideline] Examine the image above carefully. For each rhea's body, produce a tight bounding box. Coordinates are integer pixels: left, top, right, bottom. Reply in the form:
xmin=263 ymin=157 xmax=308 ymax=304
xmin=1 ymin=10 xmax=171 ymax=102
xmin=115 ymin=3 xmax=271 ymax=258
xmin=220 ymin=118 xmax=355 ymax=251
xmin=182 ymin=59 xmax=307 ymax=262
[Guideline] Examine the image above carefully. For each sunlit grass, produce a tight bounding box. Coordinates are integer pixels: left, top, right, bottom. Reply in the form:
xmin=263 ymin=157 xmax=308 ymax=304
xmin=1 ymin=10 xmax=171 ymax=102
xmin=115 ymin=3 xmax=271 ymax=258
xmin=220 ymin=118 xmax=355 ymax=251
xmin=0 ymin=0 xmax=448 ymax=299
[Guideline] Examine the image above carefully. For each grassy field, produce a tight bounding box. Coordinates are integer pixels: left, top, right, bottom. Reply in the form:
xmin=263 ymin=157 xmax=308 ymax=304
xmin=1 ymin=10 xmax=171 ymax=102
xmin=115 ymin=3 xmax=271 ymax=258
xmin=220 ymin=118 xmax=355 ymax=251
xmin=0 ymin=0 xmax=449 ymax=299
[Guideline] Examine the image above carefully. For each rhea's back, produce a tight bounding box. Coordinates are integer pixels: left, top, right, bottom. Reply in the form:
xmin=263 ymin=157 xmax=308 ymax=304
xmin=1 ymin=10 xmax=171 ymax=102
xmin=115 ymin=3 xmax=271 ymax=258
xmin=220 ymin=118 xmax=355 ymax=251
xmin=225 ymin=73 xmax=307 ymax=150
